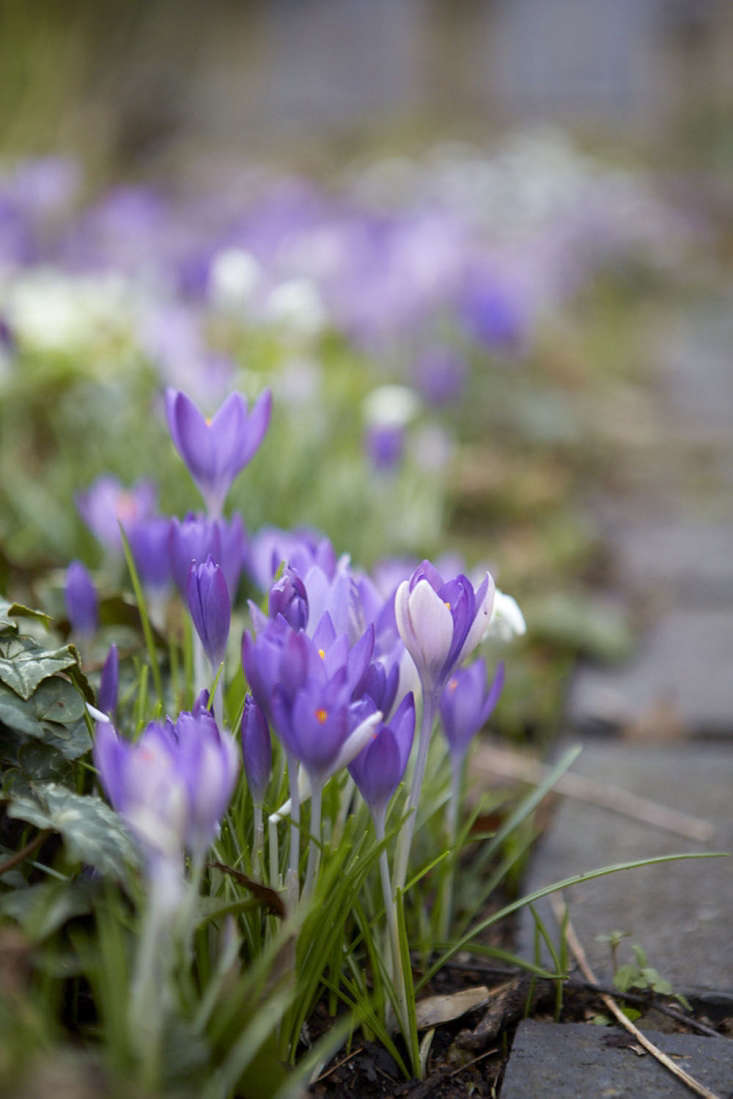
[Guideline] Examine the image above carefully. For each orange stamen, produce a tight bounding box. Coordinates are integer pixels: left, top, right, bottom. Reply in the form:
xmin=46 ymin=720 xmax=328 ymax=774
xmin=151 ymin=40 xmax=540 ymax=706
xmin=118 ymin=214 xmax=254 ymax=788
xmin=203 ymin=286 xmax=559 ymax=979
xmin=315 ymin=708 xmax=328 ymax=724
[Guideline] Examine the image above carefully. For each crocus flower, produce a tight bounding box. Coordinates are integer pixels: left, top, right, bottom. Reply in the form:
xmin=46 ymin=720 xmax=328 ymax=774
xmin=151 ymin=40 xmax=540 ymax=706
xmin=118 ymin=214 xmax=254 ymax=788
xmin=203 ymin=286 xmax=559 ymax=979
xmin=76 ymin=476 xmax=157 ymax=553
xmin=348 ymin=692 xmax=415 ymax=816
xmin=271 ymin=669 xmax=352 ymax=783
xmin=365 ymin=423 xmax=404 ymax=471
xmin=244 ymin=525 xmax=335 ymax=591
xmin=98 ymin=643 xmax=119 ymax=717
xmin=394 ymin=561 xmax=495 ymax=696
xmin=65 ymin=560 xmax=98 ymax=636
xmin=241 ymin=694 xmax=271 ymax=804
xmin=165 ymin=387 xmax=272 ymax=516
xmin=241 ymin=615 xmax=316 ymax=720
xmin=186 ymin=557 xmax=231 ymax=669
xmin=94 ymin=703 xmax=238 ymax=866
xmin=439 ymin=660 xmax=504 ymax=760
xmin=127 ymin=516 xmax=173 ymax=591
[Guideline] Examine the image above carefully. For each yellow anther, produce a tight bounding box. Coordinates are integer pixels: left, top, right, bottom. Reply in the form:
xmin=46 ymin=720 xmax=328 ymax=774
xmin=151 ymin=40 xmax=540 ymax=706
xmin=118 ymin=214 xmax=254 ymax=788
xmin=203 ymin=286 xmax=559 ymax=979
xmin=315 ymin=708 xmax=328 ymax=724
xmin=318 ymin=648 xmax=326 ymax=660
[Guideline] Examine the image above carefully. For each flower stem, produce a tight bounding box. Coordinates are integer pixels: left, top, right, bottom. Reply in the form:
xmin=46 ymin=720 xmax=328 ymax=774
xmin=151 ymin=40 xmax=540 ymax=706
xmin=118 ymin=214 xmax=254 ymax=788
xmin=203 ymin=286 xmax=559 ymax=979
xmin=374 ymin=810 xmax=410 ymax=1036
xmin=303 ymin=779 xmax=322 ymax=901
xmin=268 ymin=812 xmax=280 ymax=888
xmin=393 ymin=687 xmax=436 ymax=892
xmin=253 ymin=802 xmax=264 ymax=876
xmin=286 ymin=752 xmax=300 ymax=911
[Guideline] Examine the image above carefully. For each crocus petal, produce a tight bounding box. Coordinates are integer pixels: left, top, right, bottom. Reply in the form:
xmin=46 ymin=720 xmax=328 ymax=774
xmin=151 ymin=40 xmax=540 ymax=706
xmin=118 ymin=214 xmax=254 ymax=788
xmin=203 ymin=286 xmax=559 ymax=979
xmin=239 ymin=388 xmax=272 ymax=467
xmin=395 ymin=577 xmax=454 ymax=688
xmin=456 ymin=571 xmax=495 ymax=665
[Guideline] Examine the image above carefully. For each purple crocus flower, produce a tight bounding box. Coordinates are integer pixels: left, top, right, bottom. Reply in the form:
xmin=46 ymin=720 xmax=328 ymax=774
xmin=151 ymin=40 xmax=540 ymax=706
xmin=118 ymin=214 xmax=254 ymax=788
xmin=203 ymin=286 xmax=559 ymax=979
xmin=98 ymin=643 xmax=119 ymax=717
xmin=169 ymin=513 xmax=223 ymax=595
xmin=241 ymin=615 xmax=316 ymax=720
xmin=127 ymin=516 xmax=173 ymax=590
xmin=241 ymin=694 xmax=271 ymax=804
xmin=269 ymin=567 xmax=309 ymax=630
xmin=65 ymin=561 xmax=98 ymax=636
xmin=165 ymin=388 xmax=272 ymax=516
xmin=394 ymin=560 xmax=495 ymax=696
xmin=94 ymin=720 xmax=189 ymax=866
xmin=76 ymin=476 xmax=157 ymax=553
xmin=244 ymin=525 xmax=335 ymax=591
xmin=94 ymin=704 xmax=238 ymax=866
xmin=271 ymin=668 xmax=352 ymax=783
xmin=186 ymin=557 xmax=231 ymax=669
xmin=167 ymin=706 xmax=239 ymax=857
xmin=365 ymin=423 xmax=404 ymax=472
xmin=439 ymin=660 xmax=505 ymax=760
xmin=348 ymin=692 xmax=415 ymax=816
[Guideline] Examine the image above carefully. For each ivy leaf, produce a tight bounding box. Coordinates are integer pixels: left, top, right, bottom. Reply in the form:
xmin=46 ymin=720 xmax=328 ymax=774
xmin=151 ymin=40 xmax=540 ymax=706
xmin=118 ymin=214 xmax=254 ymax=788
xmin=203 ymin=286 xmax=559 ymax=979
xmin=0 ymin=599 xmax=53 ymax=634
xmin=0 ymin=636 xmax=78 ymax=700
xmin=0 ymin=678 xmax=91 ymax=759
xmin=0 ymin=880 xmax=95 ymax=942
xmin=8 ymin=784 xmax=139 ymax=878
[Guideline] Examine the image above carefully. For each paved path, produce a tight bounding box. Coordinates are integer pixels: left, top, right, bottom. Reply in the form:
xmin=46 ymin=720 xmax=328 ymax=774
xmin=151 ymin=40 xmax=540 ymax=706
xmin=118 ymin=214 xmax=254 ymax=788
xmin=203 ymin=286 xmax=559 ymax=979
xmin=500 ymin=298 xmax=733 ymax=1093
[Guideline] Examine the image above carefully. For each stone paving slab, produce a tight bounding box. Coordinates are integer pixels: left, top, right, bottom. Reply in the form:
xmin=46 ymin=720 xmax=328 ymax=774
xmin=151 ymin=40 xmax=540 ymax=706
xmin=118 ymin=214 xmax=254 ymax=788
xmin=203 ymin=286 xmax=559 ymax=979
xmin=567 ymin=609 xmax=733 ymax=736
xmin=517 ymin=741 xmax=733 ymax=994
xmin=602 ymin=519 xmax=733 ymax=604
xmin=500 ymin=1019 xmax=733 ymax=1099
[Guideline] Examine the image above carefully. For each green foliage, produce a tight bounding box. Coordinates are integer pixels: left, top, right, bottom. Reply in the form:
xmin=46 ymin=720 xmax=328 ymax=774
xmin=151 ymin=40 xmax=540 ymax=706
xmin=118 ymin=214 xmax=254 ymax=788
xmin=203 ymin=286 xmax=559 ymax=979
xmin=8 ymin=784 xmax=139 ymax=878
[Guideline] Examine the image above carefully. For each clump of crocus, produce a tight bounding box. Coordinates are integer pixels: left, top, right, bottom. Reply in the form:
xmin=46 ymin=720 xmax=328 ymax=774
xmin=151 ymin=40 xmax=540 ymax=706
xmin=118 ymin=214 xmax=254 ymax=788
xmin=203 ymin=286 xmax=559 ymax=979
xmin=65 ymin=560 xmax=98 ymax=638
xmin=165 ymin=388 xmax=272 ymax=517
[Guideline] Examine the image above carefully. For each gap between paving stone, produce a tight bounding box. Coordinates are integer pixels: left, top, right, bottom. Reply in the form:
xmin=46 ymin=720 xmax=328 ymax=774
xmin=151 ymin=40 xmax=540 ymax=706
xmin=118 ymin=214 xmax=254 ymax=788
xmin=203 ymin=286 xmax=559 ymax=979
xmin=500 ymin=1019 xmax=733 ymax=1099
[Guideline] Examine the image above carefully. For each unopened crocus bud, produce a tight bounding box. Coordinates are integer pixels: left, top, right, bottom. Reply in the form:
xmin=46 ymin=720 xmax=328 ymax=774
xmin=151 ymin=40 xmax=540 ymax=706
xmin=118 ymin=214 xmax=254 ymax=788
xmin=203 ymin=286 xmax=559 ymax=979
xmin=65 ymin=561 xmax=98 ymax=636
xmin=241 ymin=694 xmax=271 ymax=804
xmin=439 ymin=660 xmax=504 ymax=760
xmin=98 ymin=644 xmax=119 ymax=717
xmin=348 ymin=693 xmax=415 ymax=816
xmin=269 ymin=567 xmax=308 ymax=630
xmin=186 ymin=557 xmax=231 ymax=669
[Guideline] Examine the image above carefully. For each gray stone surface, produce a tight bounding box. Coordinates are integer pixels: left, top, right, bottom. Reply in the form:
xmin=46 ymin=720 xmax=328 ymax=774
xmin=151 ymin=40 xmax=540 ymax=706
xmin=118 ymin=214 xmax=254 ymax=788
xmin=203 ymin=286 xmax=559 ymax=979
xmin=500 ymin=1019 xmax=733 ymax=1099
xmin=604 ymin=519 xmax=733 ymax=604
xmin=567 ymin=608 xmax=733 ymax=735
xmin=518 ymin=741 xmax=733 ymax=994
